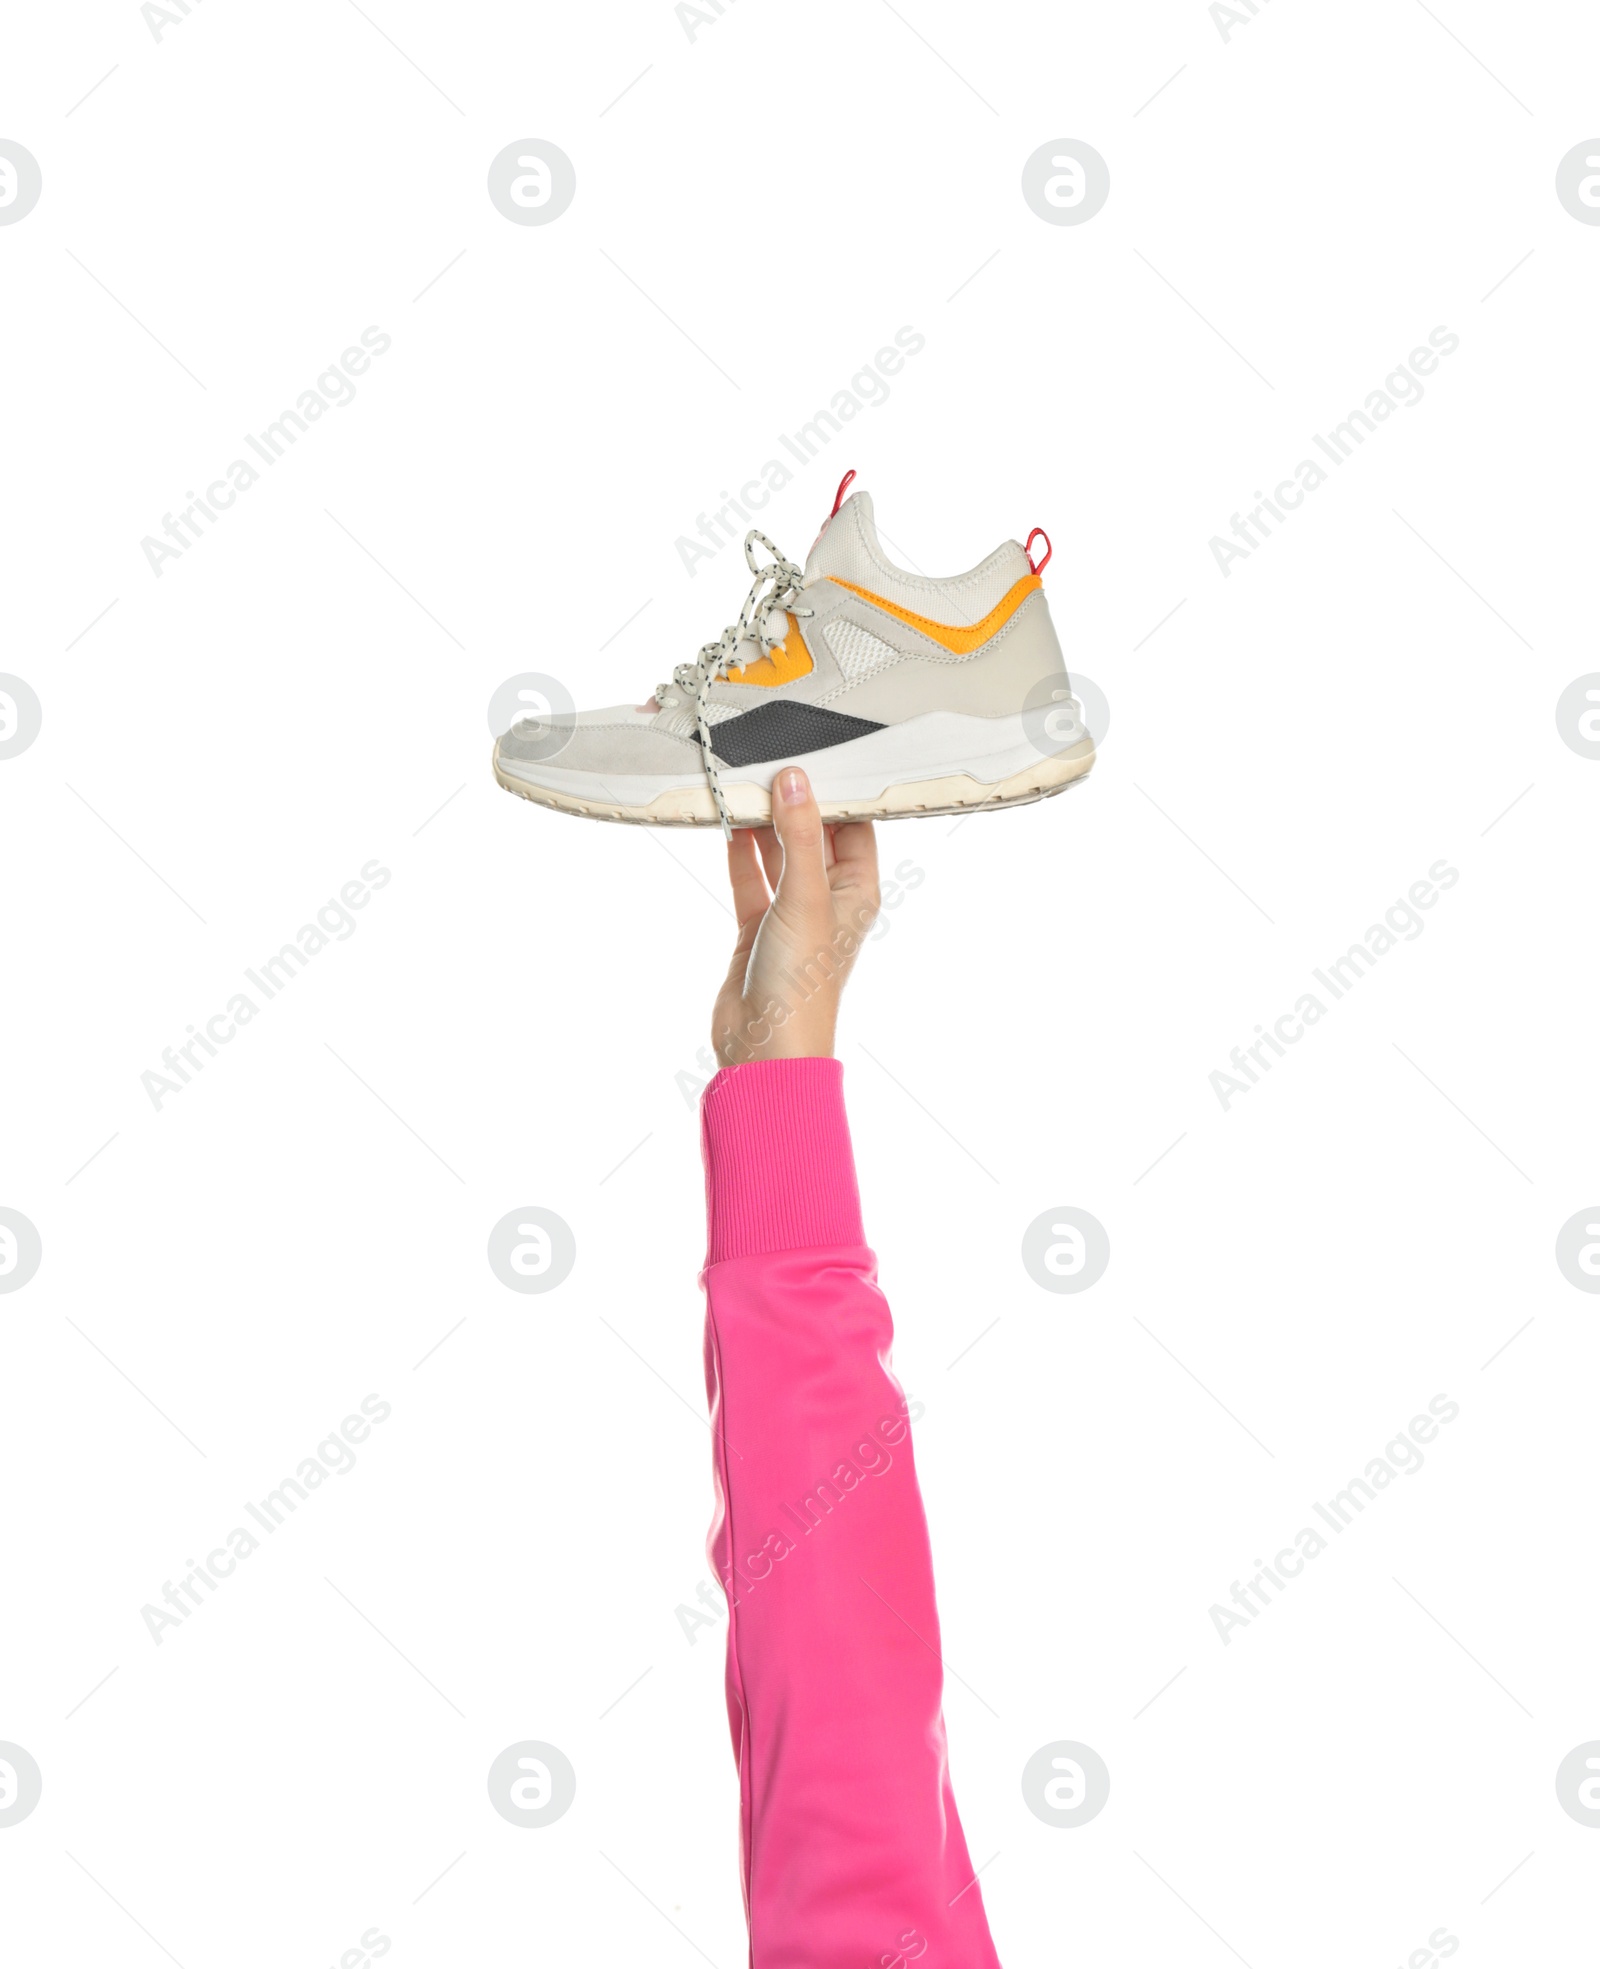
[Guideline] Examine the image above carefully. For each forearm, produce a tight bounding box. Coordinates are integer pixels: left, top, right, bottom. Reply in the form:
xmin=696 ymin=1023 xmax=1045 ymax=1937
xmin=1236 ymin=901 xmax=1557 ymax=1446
xmin=700 ymin=1059 xmax=1002 ymax=1969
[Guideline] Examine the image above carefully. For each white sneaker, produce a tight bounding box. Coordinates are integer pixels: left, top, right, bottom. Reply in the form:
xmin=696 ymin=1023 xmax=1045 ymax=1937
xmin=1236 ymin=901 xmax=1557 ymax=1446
xmin=493 ymin=473 xmax=1094 ymax=830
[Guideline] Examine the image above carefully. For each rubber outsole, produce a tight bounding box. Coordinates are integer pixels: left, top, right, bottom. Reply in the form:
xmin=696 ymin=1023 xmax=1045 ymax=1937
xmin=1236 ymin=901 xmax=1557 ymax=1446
xmin=492 ymin=737 xmax=1095 ymax=827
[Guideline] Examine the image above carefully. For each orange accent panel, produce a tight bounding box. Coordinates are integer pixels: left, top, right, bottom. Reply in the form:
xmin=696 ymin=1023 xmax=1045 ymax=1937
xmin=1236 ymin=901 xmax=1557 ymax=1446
xmin=725 ymin=613 xmax=815 ymax=687
xmin=823 ymin=573 xmax=1041 ymax=654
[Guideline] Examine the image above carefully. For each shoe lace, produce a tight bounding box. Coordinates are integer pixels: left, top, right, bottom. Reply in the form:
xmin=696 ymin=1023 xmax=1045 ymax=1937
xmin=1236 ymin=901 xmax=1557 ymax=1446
xmin=655 ymin=529 xmax=814 ymax=836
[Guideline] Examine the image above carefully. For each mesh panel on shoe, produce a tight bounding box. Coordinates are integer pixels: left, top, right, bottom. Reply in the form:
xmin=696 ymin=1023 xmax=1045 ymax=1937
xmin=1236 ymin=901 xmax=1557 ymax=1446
xmin=823 ymin=618 xmax=905 ymax=687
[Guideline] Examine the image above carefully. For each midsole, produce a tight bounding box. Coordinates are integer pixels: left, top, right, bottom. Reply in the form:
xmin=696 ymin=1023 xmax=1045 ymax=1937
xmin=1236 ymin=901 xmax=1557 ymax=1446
xmin=497 ymin=710 xmax=1088 ymax=805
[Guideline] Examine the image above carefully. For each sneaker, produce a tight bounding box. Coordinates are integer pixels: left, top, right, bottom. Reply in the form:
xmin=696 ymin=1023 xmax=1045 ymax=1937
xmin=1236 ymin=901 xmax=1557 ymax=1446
xmin=492 ymin=472 xmax=1094 ymax=830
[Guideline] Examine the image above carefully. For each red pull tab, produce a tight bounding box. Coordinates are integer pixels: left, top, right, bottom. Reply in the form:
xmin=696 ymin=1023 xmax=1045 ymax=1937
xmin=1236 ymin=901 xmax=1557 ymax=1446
xmin=830 ymin=469 xmax=857 ymax=518
xmin=1025 ymin=527 xmax=1052 ymax=577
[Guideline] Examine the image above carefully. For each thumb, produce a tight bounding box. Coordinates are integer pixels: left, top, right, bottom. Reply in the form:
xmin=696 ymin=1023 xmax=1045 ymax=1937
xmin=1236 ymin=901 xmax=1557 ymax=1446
xmin=769 ymin=767 xmax=830 ymax=916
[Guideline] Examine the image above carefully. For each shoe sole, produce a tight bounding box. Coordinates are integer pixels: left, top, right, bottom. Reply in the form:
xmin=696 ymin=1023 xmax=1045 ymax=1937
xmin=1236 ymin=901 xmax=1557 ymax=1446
xmin=493 ymin=736 xmax=1095 ymax=827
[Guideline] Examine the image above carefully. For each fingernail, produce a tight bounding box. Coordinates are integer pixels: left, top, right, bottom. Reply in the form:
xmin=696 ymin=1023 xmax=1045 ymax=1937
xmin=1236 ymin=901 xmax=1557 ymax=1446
xmin=778 ymin=769 xmax=807 ymax=806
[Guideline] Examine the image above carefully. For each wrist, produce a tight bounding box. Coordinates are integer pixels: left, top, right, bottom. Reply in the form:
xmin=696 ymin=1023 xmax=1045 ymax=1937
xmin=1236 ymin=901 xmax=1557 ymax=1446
xmin=715 ymin=1005 xmax=837 ymax=1068
xmin=716 ymin=1030 xmax=836 ymax=1068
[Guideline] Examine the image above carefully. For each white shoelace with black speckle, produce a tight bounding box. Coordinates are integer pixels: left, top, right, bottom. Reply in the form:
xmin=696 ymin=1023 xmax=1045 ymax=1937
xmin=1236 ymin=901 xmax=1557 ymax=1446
xmin=655 ymin=530 xmax=815 ymax=835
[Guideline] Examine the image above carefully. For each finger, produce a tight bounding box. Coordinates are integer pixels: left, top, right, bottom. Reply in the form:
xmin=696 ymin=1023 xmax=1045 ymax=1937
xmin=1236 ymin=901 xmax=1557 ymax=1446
xmin=769 ymin=767 xmax=830 ymax=913
xmin=753 ymin=826 xmax=783 ymax=891
xmin=829 ymin=820 xmax=880 ymax=940
xmin=829 ymin=820 xmax=878 ymax=894
xmin=725 ymin=826 xmax=771 ymax=932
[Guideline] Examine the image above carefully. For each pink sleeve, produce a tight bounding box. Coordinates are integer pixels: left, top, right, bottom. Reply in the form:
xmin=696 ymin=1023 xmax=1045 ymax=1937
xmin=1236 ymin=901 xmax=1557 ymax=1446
xmin=700 ymin=1058 xmax=1003 ymax=1969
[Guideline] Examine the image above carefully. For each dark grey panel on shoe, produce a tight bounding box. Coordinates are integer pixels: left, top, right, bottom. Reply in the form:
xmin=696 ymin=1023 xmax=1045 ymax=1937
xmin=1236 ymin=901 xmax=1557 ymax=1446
xmin=709 ymin=700 xmax=885 ymax=768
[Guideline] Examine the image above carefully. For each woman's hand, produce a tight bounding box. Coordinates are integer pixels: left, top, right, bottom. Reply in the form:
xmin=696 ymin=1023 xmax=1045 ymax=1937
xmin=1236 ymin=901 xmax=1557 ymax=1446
xmin=712 ymin=767 xmax=880 ymax=1066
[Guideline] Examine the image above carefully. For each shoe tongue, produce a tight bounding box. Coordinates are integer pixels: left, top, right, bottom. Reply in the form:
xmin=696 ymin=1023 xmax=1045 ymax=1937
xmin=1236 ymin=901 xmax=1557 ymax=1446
xmin=805 ymin=488 xmax=876 ymax=581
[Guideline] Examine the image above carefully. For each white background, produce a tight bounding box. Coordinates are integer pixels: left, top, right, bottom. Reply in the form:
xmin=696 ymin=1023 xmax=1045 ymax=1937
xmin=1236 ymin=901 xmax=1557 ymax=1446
xmin=3 ymin=0 xmax=1598 ymax=1963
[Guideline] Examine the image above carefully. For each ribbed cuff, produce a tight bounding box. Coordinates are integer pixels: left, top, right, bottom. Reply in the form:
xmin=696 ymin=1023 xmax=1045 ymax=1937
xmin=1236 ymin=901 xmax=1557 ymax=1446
xmin=701 ymin=1057 xmax=866 ymax=1265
